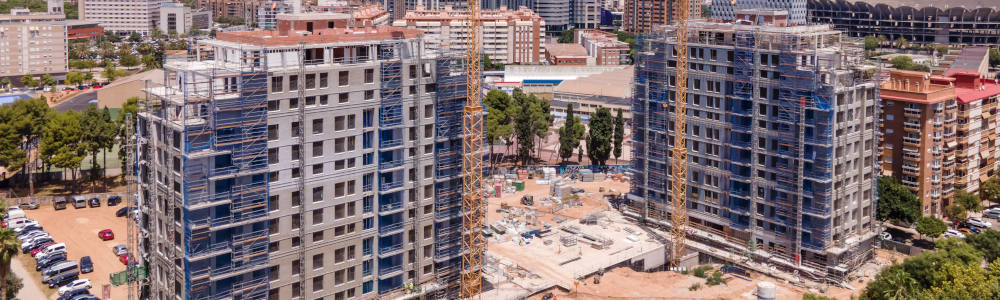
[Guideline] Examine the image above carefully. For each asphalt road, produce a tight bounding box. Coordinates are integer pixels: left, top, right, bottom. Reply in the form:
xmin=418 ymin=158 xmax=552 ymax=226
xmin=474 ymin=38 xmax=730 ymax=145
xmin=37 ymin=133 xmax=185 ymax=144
xmin=53 ymin=91 xmax=96 ymax=113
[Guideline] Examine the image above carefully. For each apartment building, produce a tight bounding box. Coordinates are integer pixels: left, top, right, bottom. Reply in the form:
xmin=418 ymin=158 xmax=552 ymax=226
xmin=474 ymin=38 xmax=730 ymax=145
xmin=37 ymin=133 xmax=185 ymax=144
xmin=879 ymin=70 xmax=957 ymax=218
xmin=258 ymin=1 xmax=295 ymax=30
xmin=272 ymin=6 xmax=390 ymax=34
xmin=0 ymin=8 xmax=68 ymax=83
xmin=392 ymin=5 xmax=544 ymax=64
xmin=628 ymin=18 xmax=878 ymax=280
xmin=949 ymin=72 xmax=1000 ymax=195
xmin=622 ymin=0 xmax=700 ymax=33
xmin=710 ymin=0 xmax=807 ymax=25
xmin=137 ymin=26 xmax=468 ymax=300
xmin=574 ymin=29 xmax=629 ymax=65
xmin=198 ymin=0 xmax=268 ymax=25
xmin=81 ymin=0 xmax=164 ymax=34
xmin=156 ymin=2 xmax=212 ymax=35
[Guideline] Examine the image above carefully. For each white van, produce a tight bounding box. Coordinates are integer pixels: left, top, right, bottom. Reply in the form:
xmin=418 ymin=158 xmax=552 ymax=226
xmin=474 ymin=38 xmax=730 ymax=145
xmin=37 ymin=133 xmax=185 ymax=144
xmin=5 ymin=209 xmax=24 ymax=220
xmin=72 ymin=196 xmax=87 ymax=209
xmin=41 ymin=261 xmax=77 ymax=283
xmin=7 ymin=218 xmax=33 ymax=229
xmin=35 ymin=243 xmax=66 ymax=259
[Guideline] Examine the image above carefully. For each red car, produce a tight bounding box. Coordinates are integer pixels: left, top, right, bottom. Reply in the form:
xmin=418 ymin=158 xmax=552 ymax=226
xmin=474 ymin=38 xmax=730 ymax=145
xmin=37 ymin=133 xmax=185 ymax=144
xmin=98 ymin=229 xmax=114 ymax=241
xmin=31 ymin=242 xmax=55 ymax=256
xmin=119 ymin=253 xmax=132 ymax=265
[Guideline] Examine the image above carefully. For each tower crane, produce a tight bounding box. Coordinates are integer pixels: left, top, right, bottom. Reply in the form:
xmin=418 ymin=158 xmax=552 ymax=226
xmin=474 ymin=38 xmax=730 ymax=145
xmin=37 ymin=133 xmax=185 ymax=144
xmin=460 ymin=0 xmax=485 ymax=297
xmin=669 ymin=0 xmax=690 ymax=268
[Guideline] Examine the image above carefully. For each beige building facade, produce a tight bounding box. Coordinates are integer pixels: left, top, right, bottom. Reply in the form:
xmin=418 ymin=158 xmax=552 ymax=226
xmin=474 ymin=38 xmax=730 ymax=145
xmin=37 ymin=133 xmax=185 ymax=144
xmin=81 ymin=0 xmax=164 ymax=34
xmin=0 ymin=8 xmax=68 ymax=82
xmin=392 ymin=5 xmax=544 ymax=64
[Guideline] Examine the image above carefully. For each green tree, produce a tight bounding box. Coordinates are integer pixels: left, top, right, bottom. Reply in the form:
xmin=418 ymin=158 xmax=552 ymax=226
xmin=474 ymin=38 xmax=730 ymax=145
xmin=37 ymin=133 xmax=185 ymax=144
xmin=862 ymin=266 xmax=918 ymax=300
xmin=5 ymin=98 xmax=50 ymax=195
xmin=876 ymin=177 xmax=921 ymax=224
xmin=613 ymin=108 xmax=624 ymax=164
xmin=65 ymin=72 xmax=83 ymax=86
xmin=128 ymin=32 xmax=142 ymax=43
xmin=558 ymin=29 xmax=575 ymax=43
xmin=934 ymin=45 xmax=950 ymax=58
xmin=40 ymin=74 xmax=55 ymax=91
xmin=142 ymin=55 xmax=160 ymax=70
xmin=864 ymin=36 xmax=879 ymax=51
xmin=150 ymin=27 xmax=164 ymax=40
xmin=0 ymin=229 xmax=19 ymax=300
xmin=982 ymin=177 xmax=1000 ymax=206
xmin=81 ymin=105 xmax=114 ymax=190
xmin=955 ymin=190 xmax=983 ymax=213
xmin=189 ymin=25 xmax=205 ymax=37
xmin=614 ymin=30 xmax=637 ymax=62
xmin=966 ymin=229 xmax=1000 ymax=263
xmin=485 ymin=90 xmax=514 ymax=166
xmin=587 ymin=107 xmax=613 ymax=165
xmin=916 ymin=216 xmax=947 ymax=239
xmin=4 ymin=272 xmax=22 ymax=300
xmin=946 ymin=203 xmax=968 ymax=221
xmin=119 ymin=54 xmax=140 ymax=68
xmin=19 ymin=74 xmax=36 ymax=89
xmin=40 ymin=110 xmax=85 ymax=191
xmin=890 ymin=55 xmax=915 ymax=70
xmin=84 ymin=72 xmax=94 ymax=85
xmin=0 ymin=78 xmax=9 ymax=92
xmin=802 ymin=293 xmax=836 ymax=300
xmin=989 ymin=48 xmax=1000 ymax=68
xmin=98 ymin=41 xmax=116 ymax=58
xmin=103 ymin=65 xmax=121 ymax=82
xmin=510 ymin=89 xmax=551 ymax=165
xmin=895 ymin=37 xmax=908 ymax=49
xmin=558 ymin=104 xmax=585 ymax=162
xmin=64 ymin=0 xmax=78 ymax=19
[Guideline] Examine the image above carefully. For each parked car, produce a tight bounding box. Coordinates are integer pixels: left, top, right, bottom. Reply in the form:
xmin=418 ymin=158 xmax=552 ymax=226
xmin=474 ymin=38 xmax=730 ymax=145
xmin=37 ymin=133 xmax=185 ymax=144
xmin=72 ymin=196 xmax=87 ymax=209
xmin=7 ymin=206 xmax=20 ymax=212
xmin=115 ymin=207 xmax=135 ymax=217
xmin=58 ymin=288 xmax=89 ymax=300
xmin=107 ymin=195 xmax=122 ymax=206
xmin=118 ymin=253 xmax=133 ymax=265
xmin=36 ymin=253 xmax=67 ymax=271
xmin=967 ymin=217 xmax=993 ymax=228
xmin=944 ymin=229 xmax=966 ymax=239
xmin=23 ymin=237 xmax=54 ymax=253
xmin=48 ymin=272 xmax=79 ymax=288
xmin=113 ymin=244 xmax=127 ymax=256
xmin=68 ymin=294 xmax=99 ymax=300
xmin=98 ymin=229 xmax=114 ymax=241
xmin=54 ymin=197 xmax=68 ymax=210
xmin=88 ymin=197 xmax=100 ymax=208
xmin=36 ymin=243 xmax=67 ymax=259
xmin=986 ymin=209 xmax=1000 ymax=219
xmin=41 ymin=261 xmax=77 ymax=282
xmin=58 ymin=278 xmax=92 ymax=295
xmin=19 ymin=201 xmax=39 ymax=210
xmin=14 ymin=224 xmax=42 ymax=234
xmin=79 ymin=256 xmax=93 ymax=273
xmin=32 ymin=242 xmax=57 ymax=256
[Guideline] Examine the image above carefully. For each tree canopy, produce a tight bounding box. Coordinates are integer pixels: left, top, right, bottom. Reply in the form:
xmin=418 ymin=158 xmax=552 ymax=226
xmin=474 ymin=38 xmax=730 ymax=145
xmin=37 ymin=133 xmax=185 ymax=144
xmin=889 ymin=55 xmax=931 ymax=72
xmin=860 ymin=238 xmax=1000 ymax=300
xmin=558 ymin=29 xmax=575 ymax=43
xmin=876 ymin=176 xmax=921 ymax=224
xmin=613 ymin=108 xmax=625 ymax=164
xmin=587 ymin=107 xmax=614 ymax=165
xmin=510 ymin=89 xmax=552 ymax=165
xmin=558 ymin=104 xmax=585 ymax=162
xmin=981 ymin=177 xmax=1000 ymax=206
xmin=955 ymin=190 xmax=982 ymax=213
xmin=915 ymin=216 xmax=947 ymax=239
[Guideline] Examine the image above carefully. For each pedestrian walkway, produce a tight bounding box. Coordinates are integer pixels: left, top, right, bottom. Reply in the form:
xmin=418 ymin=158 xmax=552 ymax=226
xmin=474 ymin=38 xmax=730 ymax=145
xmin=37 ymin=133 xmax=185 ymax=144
xmin=11 ymin=256 xmax=47 ymax=300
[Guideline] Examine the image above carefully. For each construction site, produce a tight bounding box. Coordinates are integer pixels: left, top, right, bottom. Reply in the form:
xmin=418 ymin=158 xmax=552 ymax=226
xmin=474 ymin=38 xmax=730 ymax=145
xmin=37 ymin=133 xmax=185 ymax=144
xmin=477 ymin=169 xmax=900 ymax=300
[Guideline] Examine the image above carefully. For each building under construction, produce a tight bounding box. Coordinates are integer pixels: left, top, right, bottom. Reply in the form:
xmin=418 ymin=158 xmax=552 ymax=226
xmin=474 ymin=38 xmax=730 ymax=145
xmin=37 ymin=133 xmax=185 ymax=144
xmin=627 ymin=11 xmax=879 ymax=283
xmin=136 ymin=25 xmax=467 ymax=299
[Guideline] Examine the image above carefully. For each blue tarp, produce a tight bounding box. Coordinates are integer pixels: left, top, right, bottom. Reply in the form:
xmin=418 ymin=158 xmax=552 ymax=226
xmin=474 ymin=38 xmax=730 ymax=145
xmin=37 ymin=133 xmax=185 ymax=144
xmin=523 ymin=79 xmax=563 ymax=85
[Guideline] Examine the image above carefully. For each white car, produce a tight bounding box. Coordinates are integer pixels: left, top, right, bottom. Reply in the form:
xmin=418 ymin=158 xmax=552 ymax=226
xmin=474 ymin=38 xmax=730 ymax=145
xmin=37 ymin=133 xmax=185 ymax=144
xmin=967 ymin=217 xmax=993 ymax=228
xmin=943 ymin=229 xmax=966 ymax=239
xmin=57 ymin=278 xmax=92 ymax=295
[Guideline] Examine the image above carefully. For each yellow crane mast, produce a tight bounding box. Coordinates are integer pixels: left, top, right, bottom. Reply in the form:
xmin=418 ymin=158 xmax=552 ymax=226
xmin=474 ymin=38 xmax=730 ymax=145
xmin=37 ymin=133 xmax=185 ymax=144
xmin=461 ymin=0 xmax=485 ymax=297
xmin=669 ymin=0 xmax=690 ymax=268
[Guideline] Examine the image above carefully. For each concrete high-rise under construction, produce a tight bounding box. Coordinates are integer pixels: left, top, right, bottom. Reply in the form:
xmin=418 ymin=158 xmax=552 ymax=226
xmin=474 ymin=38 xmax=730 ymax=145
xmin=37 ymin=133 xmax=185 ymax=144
xmin=626 ymin=12 xmax=878 ymax=282
xmin=136 ymin=23 xmax=467 ymax=299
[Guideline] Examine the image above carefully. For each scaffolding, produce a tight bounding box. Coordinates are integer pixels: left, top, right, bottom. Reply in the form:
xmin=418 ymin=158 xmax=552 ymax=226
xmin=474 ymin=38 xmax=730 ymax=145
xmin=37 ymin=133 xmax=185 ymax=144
xmin=144 ymin=49 xmax=271 ymax=300
xmin=433 ymin=56 xmax=466 ymax=300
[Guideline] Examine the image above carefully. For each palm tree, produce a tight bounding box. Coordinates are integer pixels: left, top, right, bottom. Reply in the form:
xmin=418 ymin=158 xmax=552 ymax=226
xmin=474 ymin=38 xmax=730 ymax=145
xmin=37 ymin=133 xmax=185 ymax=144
xmin=879 ymin=270 xmax=917 ymax=300
xmin=0 ymin=229 xmax=20 ymax=300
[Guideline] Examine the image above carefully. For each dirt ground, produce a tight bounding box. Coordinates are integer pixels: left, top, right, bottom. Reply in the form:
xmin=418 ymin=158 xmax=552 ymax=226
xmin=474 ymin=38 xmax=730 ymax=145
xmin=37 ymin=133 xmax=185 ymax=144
xmin=525 ymin=248 xmax=910 ymax=300
xmin=21 ymin=202 xmax=130 ymax=299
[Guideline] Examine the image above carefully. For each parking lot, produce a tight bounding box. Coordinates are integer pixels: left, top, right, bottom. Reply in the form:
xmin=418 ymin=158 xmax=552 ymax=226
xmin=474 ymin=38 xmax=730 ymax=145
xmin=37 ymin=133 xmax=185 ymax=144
xmin=18 ymin=199 xmax=129 ymax=299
